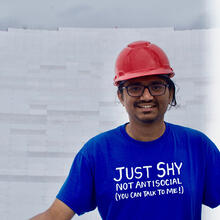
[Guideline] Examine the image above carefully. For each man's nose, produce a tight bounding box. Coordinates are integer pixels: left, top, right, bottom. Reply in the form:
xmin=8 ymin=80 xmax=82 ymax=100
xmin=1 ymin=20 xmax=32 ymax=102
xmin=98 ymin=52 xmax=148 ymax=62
xmin=140 ymin=87 xmax=154 ymax=100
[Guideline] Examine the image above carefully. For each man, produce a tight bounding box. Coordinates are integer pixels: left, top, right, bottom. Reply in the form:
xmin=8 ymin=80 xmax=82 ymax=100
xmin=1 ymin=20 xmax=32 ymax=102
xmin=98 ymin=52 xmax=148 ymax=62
xmin=30 ymin=41 xmax=220 ymax=220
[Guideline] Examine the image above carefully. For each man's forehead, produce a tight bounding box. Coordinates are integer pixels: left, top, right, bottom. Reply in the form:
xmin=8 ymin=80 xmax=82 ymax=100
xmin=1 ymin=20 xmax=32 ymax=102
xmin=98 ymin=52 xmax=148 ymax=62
xmin=124 ymin=75 xmax=167 ymax=85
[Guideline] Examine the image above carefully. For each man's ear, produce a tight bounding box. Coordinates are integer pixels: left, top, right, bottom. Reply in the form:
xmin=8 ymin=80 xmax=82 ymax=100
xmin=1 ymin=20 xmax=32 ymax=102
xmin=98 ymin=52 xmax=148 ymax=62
xmin=117 ymin=90 xmax=124 ymax=106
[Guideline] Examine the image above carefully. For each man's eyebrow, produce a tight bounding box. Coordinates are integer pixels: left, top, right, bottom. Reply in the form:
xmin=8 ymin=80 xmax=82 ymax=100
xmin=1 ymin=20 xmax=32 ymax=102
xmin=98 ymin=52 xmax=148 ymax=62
xmin=150 ymin=81 xmax=166 ymax=84
xmin=127 ymin=81 xmax=165 ymax=86
xmin=127 ymin=82 xmax=142 ymax=86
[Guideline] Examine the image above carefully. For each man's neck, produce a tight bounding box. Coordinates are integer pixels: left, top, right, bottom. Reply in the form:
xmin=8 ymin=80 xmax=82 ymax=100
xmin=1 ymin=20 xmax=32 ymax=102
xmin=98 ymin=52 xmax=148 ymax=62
xmin=126 ymin=121 xmax=166 ymax=142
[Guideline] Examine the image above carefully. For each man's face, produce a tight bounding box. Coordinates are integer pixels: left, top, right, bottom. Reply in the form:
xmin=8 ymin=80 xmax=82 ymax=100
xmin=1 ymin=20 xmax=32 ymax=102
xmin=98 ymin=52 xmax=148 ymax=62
xmin=117 ymin=76 xmax=173 ymax=125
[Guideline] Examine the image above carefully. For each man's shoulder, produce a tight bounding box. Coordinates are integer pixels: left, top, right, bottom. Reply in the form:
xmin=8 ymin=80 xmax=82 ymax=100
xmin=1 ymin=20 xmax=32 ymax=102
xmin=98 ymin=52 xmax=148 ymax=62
xmin=81 ymin=124 xmax=124 ymax=152
xmin=91 ymin=124 xmax=123 ymax=142
xmin=166 ymin=122 xmax=207 ymax=139
xmin=166 ymin=122 xmax=218 ymax=155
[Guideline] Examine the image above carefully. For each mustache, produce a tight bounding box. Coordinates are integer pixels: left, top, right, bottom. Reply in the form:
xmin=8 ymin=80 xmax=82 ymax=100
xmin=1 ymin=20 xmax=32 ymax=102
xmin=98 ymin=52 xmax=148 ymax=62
xmin=134 ymin=101 xmax=157 ymax=107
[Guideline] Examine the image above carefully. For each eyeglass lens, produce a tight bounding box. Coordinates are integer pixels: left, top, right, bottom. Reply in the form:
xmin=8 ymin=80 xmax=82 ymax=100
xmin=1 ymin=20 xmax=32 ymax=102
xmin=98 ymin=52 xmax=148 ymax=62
xmin=126 ymin=84 xmax=167 ymax=97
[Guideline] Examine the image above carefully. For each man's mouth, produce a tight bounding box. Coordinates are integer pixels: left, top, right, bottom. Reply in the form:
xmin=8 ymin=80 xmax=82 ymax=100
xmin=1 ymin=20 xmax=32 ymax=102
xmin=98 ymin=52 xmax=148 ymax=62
xmin=135 ymin=103 xmax=157 ymax=109
xmin=138 ymin=105 xmax=155 ymax=108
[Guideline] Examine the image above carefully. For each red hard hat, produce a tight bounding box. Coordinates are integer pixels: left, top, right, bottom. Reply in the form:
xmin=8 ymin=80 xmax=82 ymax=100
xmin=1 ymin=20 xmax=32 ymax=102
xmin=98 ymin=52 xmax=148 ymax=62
xmin=114 ymin=41 xmax=174 ymax=86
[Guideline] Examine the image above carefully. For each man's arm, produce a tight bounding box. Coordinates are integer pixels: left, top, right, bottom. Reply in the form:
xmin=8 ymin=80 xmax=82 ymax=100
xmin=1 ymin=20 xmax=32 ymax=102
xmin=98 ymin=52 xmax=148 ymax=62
xmin=30 ymin=198 xmax=75 ymax=220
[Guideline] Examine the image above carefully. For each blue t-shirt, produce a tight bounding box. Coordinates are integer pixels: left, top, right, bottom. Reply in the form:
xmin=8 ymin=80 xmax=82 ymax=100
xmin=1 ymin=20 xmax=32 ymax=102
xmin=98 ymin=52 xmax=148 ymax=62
xmin=57 ymin=122 xmax=220 ymax=220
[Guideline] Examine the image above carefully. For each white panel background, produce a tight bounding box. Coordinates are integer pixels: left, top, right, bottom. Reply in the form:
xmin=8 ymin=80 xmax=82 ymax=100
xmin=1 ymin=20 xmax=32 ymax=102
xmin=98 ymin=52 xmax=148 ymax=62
xmin=0 ymin=27 xmax=219 ymax=220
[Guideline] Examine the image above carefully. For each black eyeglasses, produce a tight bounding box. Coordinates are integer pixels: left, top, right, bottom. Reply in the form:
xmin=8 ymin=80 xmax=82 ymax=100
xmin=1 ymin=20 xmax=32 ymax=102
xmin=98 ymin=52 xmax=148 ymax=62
xmin=122 ymin=83 xmax=169 ymax=97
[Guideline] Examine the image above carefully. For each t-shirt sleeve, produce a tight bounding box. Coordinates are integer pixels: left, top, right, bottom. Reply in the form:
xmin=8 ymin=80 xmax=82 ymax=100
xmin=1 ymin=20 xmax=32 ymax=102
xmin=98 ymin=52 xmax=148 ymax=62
xmin=56 ymin=150 xmax=97 ymax=215
xmin=202 ymin=136 xmax=220 ymax=208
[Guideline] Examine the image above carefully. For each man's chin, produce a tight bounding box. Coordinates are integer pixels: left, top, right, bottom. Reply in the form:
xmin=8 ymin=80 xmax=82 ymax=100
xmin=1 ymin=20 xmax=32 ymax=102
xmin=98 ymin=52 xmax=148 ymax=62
xmin=136 ymin=115 xmax=164 ymax=124
xmin=137 ymin=117 xmax=157 ymax=124
xmin=141 ymin=119 xmax=155 ymax=124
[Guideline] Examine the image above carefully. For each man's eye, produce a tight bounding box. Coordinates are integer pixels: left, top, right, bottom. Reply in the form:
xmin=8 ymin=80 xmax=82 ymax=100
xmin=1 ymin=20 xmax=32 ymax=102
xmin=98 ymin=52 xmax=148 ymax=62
xmin=129 ymin=86 xmax=142 ymax=92
xmin=151 ymin=84 xmax=163 ymax=91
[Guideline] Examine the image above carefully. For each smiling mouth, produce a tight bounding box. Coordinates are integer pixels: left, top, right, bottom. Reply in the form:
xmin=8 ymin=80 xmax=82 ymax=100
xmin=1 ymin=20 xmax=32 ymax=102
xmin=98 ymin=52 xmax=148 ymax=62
xmin=135 ymin=103 xmax=157 ymax=109
xmin=138 ymin=105 xmax=155 ymax=108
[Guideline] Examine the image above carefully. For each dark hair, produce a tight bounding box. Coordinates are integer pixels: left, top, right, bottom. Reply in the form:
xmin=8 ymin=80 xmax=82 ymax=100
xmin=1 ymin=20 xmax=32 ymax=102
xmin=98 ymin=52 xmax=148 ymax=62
xmin=117 ymin=75 xmax=177 ymax=108
xmin=160 ymin=76 xmax=177 ymax=107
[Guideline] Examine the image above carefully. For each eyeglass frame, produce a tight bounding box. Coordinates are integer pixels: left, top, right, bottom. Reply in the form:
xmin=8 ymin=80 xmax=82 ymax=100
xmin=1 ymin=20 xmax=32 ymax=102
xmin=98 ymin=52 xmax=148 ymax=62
xmin=121 ymin=83 xmax=170 ymax=97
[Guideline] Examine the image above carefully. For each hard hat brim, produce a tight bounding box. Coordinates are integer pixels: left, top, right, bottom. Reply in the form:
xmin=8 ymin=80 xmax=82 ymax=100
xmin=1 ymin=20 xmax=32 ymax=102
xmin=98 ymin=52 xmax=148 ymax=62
xmin=114 ymin=68 xmax=175 ymax=86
